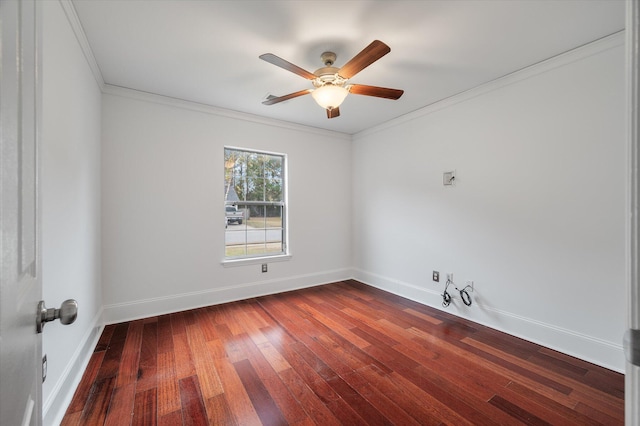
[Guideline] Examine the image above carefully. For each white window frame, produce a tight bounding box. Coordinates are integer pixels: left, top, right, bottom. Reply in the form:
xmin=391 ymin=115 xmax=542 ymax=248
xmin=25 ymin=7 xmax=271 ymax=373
xmin=222 ymin=146 xmax=290 ymax=267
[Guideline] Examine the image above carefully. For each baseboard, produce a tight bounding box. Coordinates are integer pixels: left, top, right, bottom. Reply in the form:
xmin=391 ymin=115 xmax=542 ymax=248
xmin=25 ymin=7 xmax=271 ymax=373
xmin=43 ymin=307 xmax=104 ymax=426
xmin=103 ymin=268 xmax=353 ymax=324
xmin=352 ymin=268 xmax=625 ymax=373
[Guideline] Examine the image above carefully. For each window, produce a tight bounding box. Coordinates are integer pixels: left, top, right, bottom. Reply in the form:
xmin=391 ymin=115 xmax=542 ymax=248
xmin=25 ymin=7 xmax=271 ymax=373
xmin=224 ymin=147 xmax=287 ymax=260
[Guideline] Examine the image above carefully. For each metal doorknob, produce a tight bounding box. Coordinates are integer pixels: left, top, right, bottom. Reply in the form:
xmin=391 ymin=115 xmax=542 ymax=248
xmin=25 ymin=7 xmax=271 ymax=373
xmin=624 ymin=328 xmax=640 ymax=366
xmin=36 ymin=299 xmax=78 ymax=333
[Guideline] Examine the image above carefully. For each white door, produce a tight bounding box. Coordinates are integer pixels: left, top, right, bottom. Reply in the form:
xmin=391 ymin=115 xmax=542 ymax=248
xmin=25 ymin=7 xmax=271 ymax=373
xmin=0 ymin=1 xmax=42 ymax=425
xmin=627 ymin=1 xmax=640 ymax=425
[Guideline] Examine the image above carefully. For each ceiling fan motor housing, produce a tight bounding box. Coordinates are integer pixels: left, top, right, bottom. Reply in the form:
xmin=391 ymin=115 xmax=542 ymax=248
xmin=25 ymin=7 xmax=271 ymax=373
xmin=313 ymin=51 xmax=348 ymax=88
xmin=313 ymin=67 xmax=344 ymax=86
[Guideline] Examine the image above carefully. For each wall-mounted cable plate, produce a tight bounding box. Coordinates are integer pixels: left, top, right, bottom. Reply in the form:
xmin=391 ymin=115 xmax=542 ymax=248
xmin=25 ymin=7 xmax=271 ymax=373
xmin=443 ymin=171 xmax=456 ymax=186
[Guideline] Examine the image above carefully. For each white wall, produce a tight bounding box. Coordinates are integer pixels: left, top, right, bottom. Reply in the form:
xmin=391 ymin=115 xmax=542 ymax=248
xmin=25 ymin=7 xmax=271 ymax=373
xmin=41 ymin=1 xmax=103 ymax=424
xmin=352 ymin=34 xmax=627 ymax=371
xmin=101 ymin=91 xmax=352 ymax=321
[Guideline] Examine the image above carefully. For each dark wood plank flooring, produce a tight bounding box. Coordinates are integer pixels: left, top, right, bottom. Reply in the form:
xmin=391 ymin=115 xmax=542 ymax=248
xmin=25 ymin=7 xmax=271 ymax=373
xmin=61 ymin=280 xmax=624 ymax=425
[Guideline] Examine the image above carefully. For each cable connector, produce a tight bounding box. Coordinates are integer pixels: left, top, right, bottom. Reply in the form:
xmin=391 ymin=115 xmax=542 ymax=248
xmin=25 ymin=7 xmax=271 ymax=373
xmin=442 ymin=278 xmax=453 ymax=307
xmin=442 ymin=276 xmax=473 ymax=308
xmin=455 ymin=284 xmax=473 ymax=306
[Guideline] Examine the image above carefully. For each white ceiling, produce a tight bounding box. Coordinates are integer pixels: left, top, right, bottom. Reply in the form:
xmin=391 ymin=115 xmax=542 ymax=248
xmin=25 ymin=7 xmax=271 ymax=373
xmin=71 ymin=0 xmax=625 ymax=135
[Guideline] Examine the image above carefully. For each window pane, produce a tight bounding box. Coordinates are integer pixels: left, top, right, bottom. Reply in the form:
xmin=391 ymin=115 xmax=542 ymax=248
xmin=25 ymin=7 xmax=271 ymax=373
xmin=224 ymin=204 xmax=283 ymax=257
xmin=224 ymin=147 xmax=286 ymax=259
xmin=246 ymin=177 xmax=265 ymax=201
xmin=265 ymin=154 xmax=282 ymax=201
xmin=265 ymin=177 xmax=282 ymax=201
xmin=248 ymin=205 xmax=266 ymax=229
xmin=245 ymin=153 xmax=262 ymax=179
xmin=266 ymin=206 xmax=283 ymax=229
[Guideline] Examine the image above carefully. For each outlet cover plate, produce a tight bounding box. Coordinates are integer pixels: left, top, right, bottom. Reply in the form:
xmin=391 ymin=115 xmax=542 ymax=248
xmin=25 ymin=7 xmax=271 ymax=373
xmin=443 ymin=171 xmax=456 ymax=186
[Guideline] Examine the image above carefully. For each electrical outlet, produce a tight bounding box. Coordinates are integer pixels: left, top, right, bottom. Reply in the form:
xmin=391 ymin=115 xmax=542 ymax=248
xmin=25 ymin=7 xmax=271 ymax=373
xmin=432 ymin=271 xmax=439 ymax=282
xmin=446 ymin=273 xmax=453 ymax=282
xmin=261 ymin=264 xmax=268 ymax=273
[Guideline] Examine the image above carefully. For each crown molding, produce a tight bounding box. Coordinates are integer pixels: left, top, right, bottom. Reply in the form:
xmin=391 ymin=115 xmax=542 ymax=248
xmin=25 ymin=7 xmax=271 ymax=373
xmin=59 ymin=0 xmax=105 ymax=90
xmin=102 ymin=84 xmax=352 ymax=140
xmin=354 ymin=31 xmax=625 ymax=140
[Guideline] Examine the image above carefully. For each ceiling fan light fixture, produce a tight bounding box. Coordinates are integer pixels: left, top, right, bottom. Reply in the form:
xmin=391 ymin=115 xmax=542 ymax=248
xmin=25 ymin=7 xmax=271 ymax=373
xmin=260 ymin=41 xmax=402 ymax=118
xmin=311 ymin=84 xmax=349 ymax=109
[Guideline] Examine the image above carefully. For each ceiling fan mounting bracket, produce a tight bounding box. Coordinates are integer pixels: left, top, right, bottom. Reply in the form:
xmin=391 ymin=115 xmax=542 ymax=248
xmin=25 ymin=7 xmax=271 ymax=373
xmin=320 ymin=51 xmax=337 ymax=66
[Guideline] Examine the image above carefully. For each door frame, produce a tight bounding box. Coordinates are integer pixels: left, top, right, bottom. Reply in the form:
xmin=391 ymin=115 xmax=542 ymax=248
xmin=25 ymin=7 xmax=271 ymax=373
xmin=626 ymin=0 xmax=639 ymax=425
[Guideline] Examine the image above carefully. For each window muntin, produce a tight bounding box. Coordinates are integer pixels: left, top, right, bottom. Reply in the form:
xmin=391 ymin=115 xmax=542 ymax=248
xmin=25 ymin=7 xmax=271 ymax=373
xmin=224 ymin=147 xmax=286 ymax=259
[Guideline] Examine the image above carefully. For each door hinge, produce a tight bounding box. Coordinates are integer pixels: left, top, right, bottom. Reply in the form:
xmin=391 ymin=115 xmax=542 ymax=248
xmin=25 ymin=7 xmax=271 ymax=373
xmin=624 ymin=329 xmax=640 ymax=366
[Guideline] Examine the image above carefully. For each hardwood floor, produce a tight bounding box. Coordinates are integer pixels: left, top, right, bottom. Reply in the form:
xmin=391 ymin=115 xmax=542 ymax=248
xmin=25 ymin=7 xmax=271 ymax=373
xmin=61 ymin=280 xmax=624 ymax=425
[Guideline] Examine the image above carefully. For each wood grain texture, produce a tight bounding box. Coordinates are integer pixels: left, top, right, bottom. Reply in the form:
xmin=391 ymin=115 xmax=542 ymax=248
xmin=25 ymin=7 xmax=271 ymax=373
xmin=179 ymin=376 xmax=208 ymax=426
xmin=132 ymin=388 xmax=157 ymax=426
xmin=64 ymin=351 xmax=105 ymax=415
xmin=136 ymin=322 xmax=158 ymax=392
xmin=116 ymin=321 xmax=144 ymax=387
xmin=156 ymin=351 xmax=181 ymax=417
xmin=104 ymin=382 xmax=136 ymax=426
xmin=61 ymin=280 xmax=624 ymax=425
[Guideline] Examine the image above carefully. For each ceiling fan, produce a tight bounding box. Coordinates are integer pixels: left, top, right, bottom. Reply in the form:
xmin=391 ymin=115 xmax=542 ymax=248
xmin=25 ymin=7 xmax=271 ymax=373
xmin=260 ymin=40 xmax=404 ymax=119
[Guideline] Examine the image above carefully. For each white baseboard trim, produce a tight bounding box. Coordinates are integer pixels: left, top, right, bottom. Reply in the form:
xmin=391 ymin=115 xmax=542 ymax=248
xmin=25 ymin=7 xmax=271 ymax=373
xmin=43 ymin=307 xmax=104 ymax=426
xmin=353 ymin=268 xmax=625 ymax=373
xmin=103 ymin=268 xmax=353 ymax=324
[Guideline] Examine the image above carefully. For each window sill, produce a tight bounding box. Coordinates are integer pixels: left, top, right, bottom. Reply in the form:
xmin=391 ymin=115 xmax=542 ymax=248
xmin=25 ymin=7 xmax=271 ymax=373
xmin=221 ymin=254 xmax=292 ymax=268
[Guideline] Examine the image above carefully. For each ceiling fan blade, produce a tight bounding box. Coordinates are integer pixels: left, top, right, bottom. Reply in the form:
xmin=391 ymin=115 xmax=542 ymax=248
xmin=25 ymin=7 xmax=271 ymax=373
xmin=259 ymin=53 xmax=317 ymax=80
xmin=262 ymin=89 xmax=312 ymax=105
xmin=349 ymin=84 xmax=404 ymax=100
xmin=338 ymin=40 xmax=391 ymax=79
xmin=326 ymin=107 xmax=340 ymax=119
